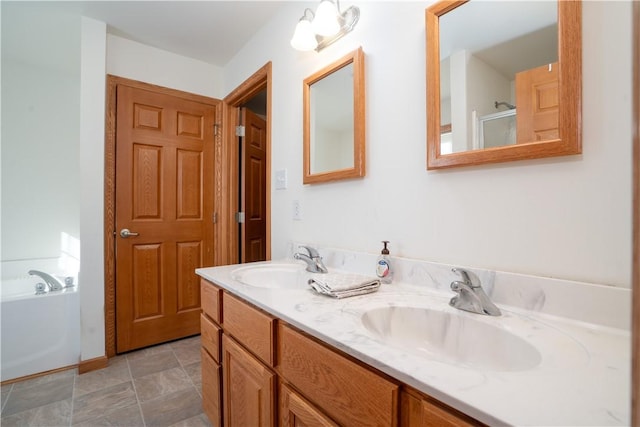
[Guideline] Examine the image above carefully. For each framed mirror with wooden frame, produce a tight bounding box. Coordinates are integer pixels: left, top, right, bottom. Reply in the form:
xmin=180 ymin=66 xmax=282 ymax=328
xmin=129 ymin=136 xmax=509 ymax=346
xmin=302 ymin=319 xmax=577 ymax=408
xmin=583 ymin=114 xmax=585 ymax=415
xmin=303 ymin=47 xmax=365 ymax=184
xmin=426 ymin=0 xmax=582 ymax=169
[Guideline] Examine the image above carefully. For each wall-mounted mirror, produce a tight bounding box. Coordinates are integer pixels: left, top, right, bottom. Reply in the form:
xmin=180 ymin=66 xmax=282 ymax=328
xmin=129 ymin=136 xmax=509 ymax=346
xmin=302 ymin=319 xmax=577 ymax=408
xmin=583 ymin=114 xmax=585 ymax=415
xmin=304 ymin=47 xmax=365 ymax=183
xmin=426 ymin=0 xmax=581 ymax=169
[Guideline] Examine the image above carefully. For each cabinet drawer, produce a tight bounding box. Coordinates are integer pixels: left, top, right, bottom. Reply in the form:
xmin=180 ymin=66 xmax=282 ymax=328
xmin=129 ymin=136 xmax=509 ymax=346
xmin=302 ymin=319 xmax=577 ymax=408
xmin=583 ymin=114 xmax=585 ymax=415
xmin=223 ymin=293 xmax=275 ymax=366
xmin=201 ymin=314 xmax=221 ymax=363
xmin=201 ymin=279 xmax=222 ymax=323
xmin=278 ymin=323 xmax=399 ymax=427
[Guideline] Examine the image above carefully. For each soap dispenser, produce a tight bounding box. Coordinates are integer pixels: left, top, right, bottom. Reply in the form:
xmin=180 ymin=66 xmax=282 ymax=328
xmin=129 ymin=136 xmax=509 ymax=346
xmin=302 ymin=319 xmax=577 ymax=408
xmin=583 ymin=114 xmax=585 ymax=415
xmin=376 ymin=241 xmax=393 ymax=284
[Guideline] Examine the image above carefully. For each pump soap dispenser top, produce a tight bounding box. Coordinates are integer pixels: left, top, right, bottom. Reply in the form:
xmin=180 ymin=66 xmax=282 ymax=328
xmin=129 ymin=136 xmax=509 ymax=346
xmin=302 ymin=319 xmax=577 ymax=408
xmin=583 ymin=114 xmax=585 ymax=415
xmin=376 ymin=241 xmax=393 ymax=284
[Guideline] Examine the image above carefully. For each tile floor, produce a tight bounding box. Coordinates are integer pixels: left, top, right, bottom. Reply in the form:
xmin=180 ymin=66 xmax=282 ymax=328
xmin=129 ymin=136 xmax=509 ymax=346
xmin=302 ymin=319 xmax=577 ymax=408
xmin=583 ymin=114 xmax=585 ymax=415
xmin=0 ymin=335 xmax=212 ymax=427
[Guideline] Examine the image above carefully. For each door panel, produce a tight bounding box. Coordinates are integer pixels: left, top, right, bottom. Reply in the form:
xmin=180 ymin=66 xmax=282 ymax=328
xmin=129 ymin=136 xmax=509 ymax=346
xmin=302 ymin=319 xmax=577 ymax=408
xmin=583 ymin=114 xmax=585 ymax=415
xmin=116 ymin=84 xmax=215 ymax=353
xmin=515 ymin=62 xmax=559 ymax=144
xmin=241 ymin=108 xmax=267 ymax=263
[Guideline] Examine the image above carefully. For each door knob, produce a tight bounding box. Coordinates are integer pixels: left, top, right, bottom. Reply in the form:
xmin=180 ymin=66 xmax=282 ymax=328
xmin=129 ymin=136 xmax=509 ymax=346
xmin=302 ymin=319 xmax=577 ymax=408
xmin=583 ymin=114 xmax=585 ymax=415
xmin=120 ymin=228 xmax=139 ymax=238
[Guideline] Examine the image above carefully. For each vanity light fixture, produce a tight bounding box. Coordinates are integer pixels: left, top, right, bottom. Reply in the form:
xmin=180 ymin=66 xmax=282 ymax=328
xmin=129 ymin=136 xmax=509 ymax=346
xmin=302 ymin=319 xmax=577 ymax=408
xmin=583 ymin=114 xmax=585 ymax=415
xmin=290 ymin=0 xmax=360 ymax=52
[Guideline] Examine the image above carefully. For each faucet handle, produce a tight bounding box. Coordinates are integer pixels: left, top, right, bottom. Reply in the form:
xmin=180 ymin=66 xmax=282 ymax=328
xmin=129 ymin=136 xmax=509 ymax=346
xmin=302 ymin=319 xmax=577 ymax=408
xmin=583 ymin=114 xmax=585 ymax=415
xmin=299 ymin=245 xmax=320 ymax=258
xmin=451 ymin=268 xmax=479 ymax=288
xmin=450 ymin=280 xmax=469 ymax=293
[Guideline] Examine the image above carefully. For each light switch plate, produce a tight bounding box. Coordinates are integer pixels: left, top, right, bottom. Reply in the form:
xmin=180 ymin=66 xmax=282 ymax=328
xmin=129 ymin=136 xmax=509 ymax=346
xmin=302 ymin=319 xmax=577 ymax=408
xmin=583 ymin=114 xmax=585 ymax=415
xmin=275 ymin=169 xmax=287 ymax=190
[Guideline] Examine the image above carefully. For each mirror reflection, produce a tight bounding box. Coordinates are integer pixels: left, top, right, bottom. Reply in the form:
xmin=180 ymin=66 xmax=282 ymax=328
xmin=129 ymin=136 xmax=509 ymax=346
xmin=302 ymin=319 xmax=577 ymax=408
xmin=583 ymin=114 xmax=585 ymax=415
xmin=439 ymin=1 xmax=557 ymax=154
xmin=426 ymin=0 xmax=581 ymax=169
xmin=310 ymin=62 xmax=354 ymax=174
xmin=303 ymin=47 xmax=365 ymax=184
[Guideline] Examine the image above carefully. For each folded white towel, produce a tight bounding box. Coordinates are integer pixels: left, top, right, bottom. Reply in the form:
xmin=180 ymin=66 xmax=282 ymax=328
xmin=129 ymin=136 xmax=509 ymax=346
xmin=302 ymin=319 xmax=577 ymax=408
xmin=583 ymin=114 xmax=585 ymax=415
xmin=308 ymin=273 xmax=381 ymax=299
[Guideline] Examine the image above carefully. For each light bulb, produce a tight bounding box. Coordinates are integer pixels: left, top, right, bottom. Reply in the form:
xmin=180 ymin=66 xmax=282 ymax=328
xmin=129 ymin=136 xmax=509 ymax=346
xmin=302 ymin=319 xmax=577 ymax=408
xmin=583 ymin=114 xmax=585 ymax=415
xmin=290 ymin=18 xmax=318 ymax=51
xmin=312 ymin=0 xmax=340 ymax=37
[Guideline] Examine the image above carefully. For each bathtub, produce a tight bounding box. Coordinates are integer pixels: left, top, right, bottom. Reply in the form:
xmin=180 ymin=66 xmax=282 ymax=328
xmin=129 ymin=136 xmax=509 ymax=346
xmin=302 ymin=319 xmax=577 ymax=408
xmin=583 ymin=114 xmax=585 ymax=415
xmin=1 ymin=275 xmax=80 ymax=382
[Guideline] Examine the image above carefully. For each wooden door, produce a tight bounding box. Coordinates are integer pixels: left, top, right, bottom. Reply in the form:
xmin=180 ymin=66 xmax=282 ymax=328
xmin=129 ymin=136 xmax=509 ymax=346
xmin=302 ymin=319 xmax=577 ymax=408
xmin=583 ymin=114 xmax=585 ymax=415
xmin=515 ymin=62 xmax=559 ymax=144
xmin=280 ymin=383 xmax=338 ymax=427
xmin=241 ymin=108 xmax=267 ymax=263
xmin=222 ymin=334 xmax=275 ymax=427
xmin=115 ymin=84 xmax=215 ymax=353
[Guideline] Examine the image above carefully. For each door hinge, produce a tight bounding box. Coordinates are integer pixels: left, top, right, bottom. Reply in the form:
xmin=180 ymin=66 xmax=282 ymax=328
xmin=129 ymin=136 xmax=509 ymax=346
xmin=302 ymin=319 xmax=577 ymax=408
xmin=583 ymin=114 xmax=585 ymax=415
xmin=235 ymin=125 xmax=245 ymax=137
xmin=235 ymin=212 xmax=245 ymax=223
xmin=212 ymin=212 xmax=218 ymax=224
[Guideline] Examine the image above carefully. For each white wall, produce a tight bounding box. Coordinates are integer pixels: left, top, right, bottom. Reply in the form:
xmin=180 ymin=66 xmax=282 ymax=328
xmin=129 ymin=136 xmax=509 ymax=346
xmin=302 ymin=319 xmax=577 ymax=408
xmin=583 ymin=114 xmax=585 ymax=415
xmin=1 ymin=4 xmax=81 ymax=265
xmin=224 ymin=1 xmax=633 ymax=288
xmin=79 ymin=16 xmax=106 ymax=362
xmin=107 ymin=35 xmax=223 ymax=99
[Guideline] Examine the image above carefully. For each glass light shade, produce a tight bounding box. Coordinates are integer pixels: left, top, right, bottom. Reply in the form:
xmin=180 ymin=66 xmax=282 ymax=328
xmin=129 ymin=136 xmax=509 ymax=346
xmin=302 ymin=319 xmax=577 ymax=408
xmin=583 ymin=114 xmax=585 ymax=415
xmin=290 ymin=19 xmax=318 ymax=51
xmin=312 ymin=0 xmax=340 ymax=37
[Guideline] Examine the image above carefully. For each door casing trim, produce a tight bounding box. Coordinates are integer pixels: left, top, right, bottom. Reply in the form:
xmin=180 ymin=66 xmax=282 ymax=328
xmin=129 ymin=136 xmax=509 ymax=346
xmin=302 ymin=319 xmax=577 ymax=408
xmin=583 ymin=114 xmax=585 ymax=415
xmin=222 ymin=62 xmax=273 ymax=265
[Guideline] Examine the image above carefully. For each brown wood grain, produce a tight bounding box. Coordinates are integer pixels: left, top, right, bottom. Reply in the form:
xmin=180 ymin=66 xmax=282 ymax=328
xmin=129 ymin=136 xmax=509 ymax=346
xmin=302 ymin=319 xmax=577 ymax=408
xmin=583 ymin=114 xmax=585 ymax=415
xmin=400 ymin=388 xmax=484 ymax=427
xmin=223 ymin=62 xmax=273 ymax=264
xmin=277 ymin=323 xmax=399 ymax=427
xmin=222 ymin=293 xmax=276 ymax=366
xmin=280 ymin=382 xmax=339 ymax=427
xmin=104 ymin=76 xmax=221 ymax=356
xmin=222 ymin=334 xmax=275 ymax=427
xmin=632 ymin=1 xmax=639 ymax=425
xmin=201 ymin=347 xmax=222 ymax=427
xmin=426 ymin=0 xmax=581 ymax=169
xmin=201 ymin=314 xmax=222 ymax=364
xmin=303 ymin=47 xmax=366 ymax=184
xmin=201 ymin=279 xmax=222 ymax=323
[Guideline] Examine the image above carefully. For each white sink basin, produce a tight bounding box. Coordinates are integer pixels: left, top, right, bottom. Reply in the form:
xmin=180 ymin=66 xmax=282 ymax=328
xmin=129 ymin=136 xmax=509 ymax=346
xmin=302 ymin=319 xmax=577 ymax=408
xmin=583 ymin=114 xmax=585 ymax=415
xmin=230 ymin=263 xmax=309 ymax=289
xmin=361 ymin=306 xmax=542 ymax=371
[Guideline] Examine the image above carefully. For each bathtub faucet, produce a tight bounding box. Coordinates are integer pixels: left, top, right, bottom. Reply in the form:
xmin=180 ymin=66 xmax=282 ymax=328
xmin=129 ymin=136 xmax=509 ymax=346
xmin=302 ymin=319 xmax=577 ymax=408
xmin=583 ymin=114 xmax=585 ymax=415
xmin=28 ymin=270 xmax=64 ymax=292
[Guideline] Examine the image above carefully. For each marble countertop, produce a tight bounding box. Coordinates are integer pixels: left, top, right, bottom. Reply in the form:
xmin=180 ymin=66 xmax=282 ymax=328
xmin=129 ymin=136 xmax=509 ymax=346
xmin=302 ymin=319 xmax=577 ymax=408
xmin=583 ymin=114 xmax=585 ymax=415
xmin=196 ymin=260 xmax=630 ymax=426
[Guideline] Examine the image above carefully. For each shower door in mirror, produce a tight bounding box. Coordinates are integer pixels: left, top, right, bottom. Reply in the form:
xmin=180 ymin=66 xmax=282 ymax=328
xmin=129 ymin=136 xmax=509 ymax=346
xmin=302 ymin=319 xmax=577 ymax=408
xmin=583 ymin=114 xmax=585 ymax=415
xmin=115 ymin=84 xmax=216 ymax=353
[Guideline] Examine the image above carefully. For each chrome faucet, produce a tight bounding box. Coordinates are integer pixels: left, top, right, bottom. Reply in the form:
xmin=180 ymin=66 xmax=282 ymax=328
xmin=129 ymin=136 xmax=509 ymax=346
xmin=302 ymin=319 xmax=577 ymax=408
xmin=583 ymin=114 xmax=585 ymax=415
xmin=294 ymin=246 xmax=328 ymax=273
xmin=29 ymin=270 xmax=64 ymax=292
xmin=449 ymin=268 xmax=501 ymax=316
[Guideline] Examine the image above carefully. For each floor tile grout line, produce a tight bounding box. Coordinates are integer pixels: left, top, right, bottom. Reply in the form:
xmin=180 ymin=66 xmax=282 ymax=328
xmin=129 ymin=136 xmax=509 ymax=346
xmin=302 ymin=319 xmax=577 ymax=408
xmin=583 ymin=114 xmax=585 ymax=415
xmin=0 ymin=383 xmax=14 ymax=416
xmin=126 ymin=353 xmax=147 ymax=427
xmin=172 ymin=338 xmax=203 ymax=398
xmin=69 ymin=371 xmax=77 ymax=427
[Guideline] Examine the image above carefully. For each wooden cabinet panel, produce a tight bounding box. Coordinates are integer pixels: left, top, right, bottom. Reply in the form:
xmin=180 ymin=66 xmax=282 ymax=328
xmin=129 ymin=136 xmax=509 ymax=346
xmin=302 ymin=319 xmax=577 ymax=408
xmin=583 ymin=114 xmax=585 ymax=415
xmin=223 ymin=293 xmax=275 ymax=365
xmin=199 ymin=281 xmax=481 ymax=427
xmin=277 ymin=323 xmax=399 ymax=427
xmin=201 ymin=348 xmax=222 ymax=427
xmin=280 ymin=382 xmax=338 ymax=427
xmin=400 ymin=390 xmax=482 ymax=427
xmin=201 ymin=278 xmax=221 ymax=322
xmin=222 ymin=334 xmax=275 ymax=427
xmin=201 ymin=314 xmax=221 ymax=363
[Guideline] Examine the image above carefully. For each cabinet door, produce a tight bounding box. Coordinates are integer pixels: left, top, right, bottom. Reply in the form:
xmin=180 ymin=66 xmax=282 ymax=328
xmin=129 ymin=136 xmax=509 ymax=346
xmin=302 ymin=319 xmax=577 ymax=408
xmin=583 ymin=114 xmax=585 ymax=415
xmin=280 ymin=383 xmax=338 ymax=427
xmin=201 ymin=348 xmax=221 ymax=427
xmin=421 ymin=399 xmax=480 ymax=427
xmin=222 ymin=334 xmax=275 ymax=427
xmin=400 ymin=390 xmax=482 ymax=427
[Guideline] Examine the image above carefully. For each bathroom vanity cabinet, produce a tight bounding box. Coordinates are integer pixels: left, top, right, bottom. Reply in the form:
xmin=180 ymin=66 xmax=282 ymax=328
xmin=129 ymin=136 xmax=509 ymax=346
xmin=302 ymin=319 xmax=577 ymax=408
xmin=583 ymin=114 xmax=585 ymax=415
xmin=200 ymin=278 xmax=482 ymax=427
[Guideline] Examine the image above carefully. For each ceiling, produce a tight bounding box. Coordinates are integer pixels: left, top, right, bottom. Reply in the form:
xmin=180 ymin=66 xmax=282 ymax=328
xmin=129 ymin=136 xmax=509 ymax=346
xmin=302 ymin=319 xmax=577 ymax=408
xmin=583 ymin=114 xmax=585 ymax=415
xmin=11 ymin=1 xmax=287 ymax=67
